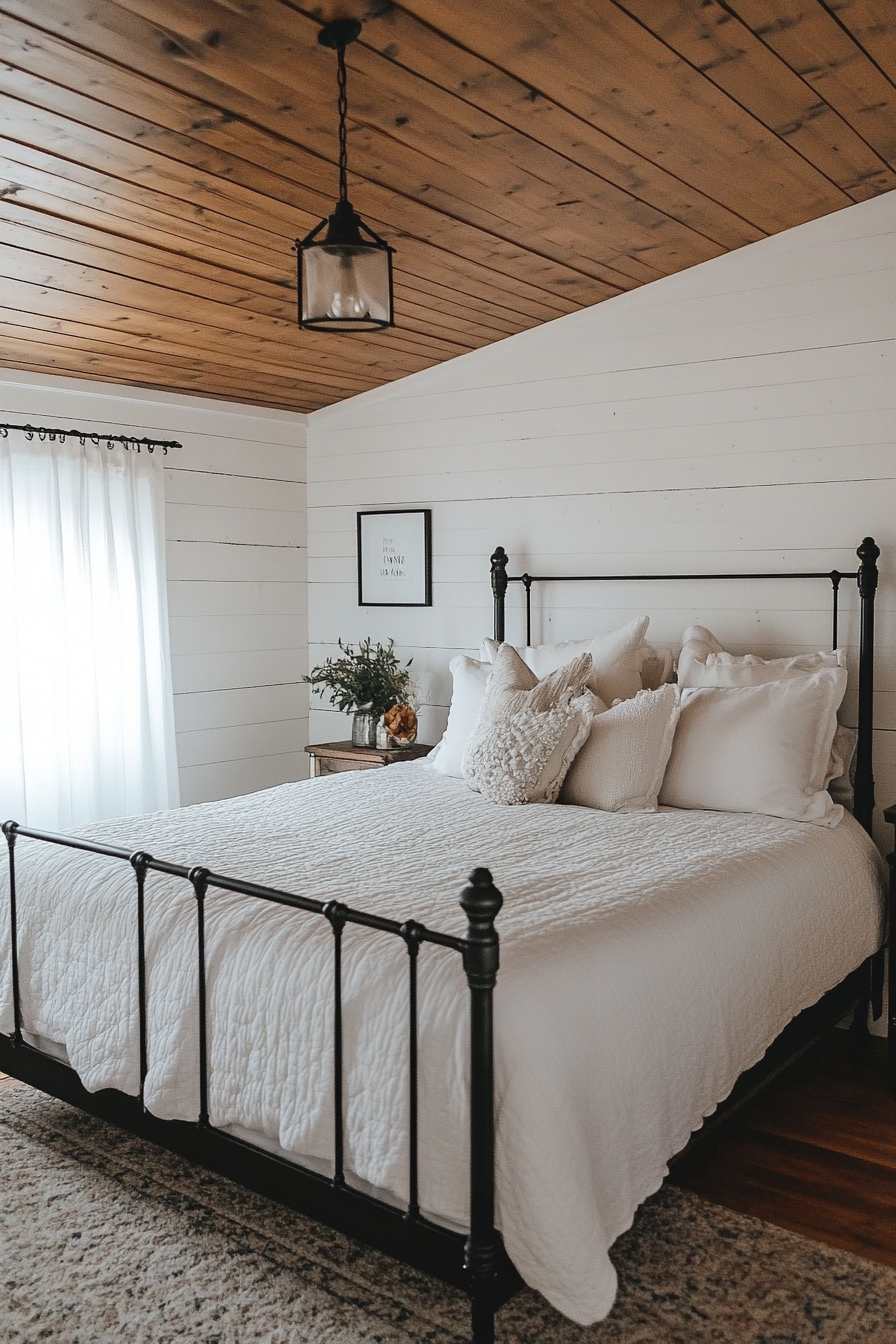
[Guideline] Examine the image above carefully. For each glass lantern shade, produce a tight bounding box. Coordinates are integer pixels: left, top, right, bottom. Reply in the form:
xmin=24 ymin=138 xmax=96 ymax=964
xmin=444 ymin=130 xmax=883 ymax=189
xmin=301 ymin=243 xmax=392 ymax=330
xmin=297 ymin=202 xmax=394 ymax=332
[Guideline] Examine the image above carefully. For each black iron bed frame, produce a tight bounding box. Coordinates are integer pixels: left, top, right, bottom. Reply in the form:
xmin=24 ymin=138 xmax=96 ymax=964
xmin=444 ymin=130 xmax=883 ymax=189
xmin=0 ymin=536 xmax=884 ymax=1344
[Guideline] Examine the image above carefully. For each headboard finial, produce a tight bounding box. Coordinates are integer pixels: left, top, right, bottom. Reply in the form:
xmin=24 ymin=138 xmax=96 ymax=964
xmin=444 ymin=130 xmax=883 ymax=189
xmin=857 ymin=537 xmax=880 ymax=599
xmin=490 ymin=548 xmax=508 ymax=643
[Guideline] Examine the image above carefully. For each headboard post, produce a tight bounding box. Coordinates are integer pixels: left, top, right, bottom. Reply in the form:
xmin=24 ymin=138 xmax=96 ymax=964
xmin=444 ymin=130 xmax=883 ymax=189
xmin=490 ymin=547 xmax=508 ymax=643
xmin=854 ymin=536 xmax=879 ymax=835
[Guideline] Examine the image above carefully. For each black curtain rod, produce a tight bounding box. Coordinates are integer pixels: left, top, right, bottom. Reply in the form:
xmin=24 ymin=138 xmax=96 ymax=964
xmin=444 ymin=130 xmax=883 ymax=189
xmin=0 ymin=422 xmax=182 ymax=454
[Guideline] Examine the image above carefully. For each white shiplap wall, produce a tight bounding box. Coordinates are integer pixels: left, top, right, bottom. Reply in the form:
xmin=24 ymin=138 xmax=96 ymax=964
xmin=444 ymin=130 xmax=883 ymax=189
xmin=307 ymin=190 xmax=896 ymax=846
xmin=0 ymin=371 xmax=308 ymax=805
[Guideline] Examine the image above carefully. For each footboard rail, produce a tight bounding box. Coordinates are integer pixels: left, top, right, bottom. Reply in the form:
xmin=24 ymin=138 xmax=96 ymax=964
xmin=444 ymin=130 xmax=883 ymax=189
xmin=1 ymin=820 xmax=523 ymax=1343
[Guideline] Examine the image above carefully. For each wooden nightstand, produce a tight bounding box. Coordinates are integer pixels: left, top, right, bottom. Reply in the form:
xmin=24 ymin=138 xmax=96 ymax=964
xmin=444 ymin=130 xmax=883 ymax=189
xmin=305 ymin=740 xmax=433 ymax=778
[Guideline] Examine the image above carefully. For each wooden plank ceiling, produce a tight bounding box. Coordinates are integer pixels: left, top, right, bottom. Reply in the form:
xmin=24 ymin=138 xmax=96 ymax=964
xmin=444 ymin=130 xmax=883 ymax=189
xmin=0 ymin=0 xmax=893 ymax=413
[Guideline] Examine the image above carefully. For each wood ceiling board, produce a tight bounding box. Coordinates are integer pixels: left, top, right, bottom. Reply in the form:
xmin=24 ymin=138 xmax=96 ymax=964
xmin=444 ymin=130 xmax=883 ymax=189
xmin=0 ymin=298 xmax=376 ymax=399
xmin=0 ymin=7 xmax=634 ymax=300
xmin=0 ymin=0 xmax=892 ymax=410
xmin=353 ymin=3 xmax=768 ymax=251
xmin=726 ymin=0 xmax=896 ymax=162
xmin=0 ymin=261 xmax=429 ymax=392
xmin=619 ymin=0 xmax=896 ymax=197
xmin=0 ymin=143 xmax=570 ymax=332
xmin=0 ymin=327 xmax=331 ymax=411
xmin=401 ymin=1 xmax=855 ymax=223
xmin=829 ymin=0 xmax=896 ymax=85
xmin=0 ymin=74 xmax=609 ymax=317
xmin=96 ymin=0 xmax=702 ymax=285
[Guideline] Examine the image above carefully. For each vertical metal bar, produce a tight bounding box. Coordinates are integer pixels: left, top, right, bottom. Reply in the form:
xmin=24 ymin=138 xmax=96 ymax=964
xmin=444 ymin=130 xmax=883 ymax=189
xmin=3 ymin=822 xmax=22 ymax=1046
xmin=490 ymin=547 xmax=508 ymax=644
xmin=130 ymin=851 xmax=152 ymax=1105
xmin=460 ymin=868 xmax=503 ymax=1344
xmin=401 ymin=921 xmax=422 ymax=1219
xmin=523 ymin=575 xmax=532 ymax=647
xmin=190 ymin=866 xmax=211 ymax=1128
xmin=325 ymin=901 xmax=347 ymax=1185
xmin=854 ymin=538 xmax=879 ymax=835
xmin=830 ymin=572 xmax=841 ymax=650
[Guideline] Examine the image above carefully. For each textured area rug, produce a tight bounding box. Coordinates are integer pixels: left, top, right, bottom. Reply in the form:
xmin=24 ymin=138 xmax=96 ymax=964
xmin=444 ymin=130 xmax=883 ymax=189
xmin=2 ymin=1083 xmax=896 ymax=1343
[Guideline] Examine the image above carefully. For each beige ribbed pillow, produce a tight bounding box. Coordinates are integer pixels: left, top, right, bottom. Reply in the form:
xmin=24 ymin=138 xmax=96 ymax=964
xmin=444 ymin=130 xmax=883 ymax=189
xmin=462 ymin=646 xmax=595 ymax=805
xmin=560 ymin=685 xmax=681 ymax=813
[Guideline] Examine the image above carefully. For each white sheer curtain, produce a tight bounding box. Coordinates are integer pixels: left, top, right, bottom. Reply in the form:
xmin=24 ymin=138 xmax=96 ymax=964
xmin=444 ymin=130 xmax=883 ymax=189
xmin=0 ymin=431 xmax=179 ymax=829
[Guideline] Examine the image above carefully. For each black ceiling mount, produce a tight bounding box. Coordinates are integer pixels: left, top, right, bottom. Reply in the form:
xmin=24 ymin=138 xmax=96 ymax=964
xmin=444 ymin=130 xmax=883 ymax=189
xmin=317 ymin=19 xmax=362 ymax=50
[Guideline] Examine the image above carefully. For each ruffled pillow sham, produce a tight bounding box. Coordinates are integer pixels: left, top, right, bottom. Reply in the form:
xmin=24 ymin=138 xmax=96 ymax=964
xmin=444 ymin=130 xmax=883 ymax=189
xmin=658 ymin=667 xmax=848 ymax=826
xmin=677 ymin=623 xmax=846 ymax=689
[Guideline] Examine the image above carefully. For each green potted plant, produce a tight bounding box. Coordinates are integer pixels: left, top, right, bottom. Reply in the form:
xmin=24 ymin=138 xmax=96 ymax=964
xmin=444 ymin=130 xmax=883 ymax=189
xmin=305 ymin=638 xmax=415 ymax=747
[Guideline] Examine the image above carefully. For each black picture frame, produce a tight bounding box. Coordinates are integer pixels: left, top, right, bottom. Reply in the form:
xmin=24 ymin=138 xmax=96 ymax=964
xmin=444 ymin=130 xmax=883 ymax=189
xmin=357 ymin=509 xmax=432 ymax=607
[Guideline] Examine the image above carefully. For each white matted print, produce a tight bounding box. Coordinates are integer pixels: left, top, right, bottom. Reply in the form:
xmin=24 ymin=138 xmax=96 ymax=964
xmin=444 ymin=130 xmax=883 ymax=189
xmin=357 ymin=509 xmax=432 ymax=606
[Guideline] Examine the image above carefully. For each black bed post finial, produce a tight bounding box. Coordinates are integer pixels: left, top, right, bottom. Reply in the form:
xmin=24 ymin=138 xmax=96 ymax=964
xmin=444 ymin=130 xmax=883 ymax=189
xmin=460 ymin=867 xmax=503 ymax=1344
xmin=854 ymin=537 xmax=879 ymax=836
xmin=490 ymin=548 xmax=508 ymax=644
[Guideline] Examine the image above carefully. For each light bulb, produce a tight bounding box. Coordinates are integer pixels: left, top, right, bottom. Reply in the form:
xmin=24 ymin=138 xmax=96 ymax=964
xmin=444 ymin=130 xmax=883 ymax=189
xmin=327 ymin=253 xmax=370 ymax=321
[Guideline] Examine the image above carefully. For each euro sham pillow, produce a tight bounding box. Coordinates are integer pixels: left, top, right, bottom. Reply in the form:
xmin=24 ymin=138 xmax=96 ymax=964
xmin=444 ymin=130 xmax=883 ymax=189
xmin=677 ymin=623 xmax=846 ymax=689
xmin=462 ymin=646 xmax=595 ymax=805
xmin=658 ymin=667 xmax=848 ymax=826
xmin=480 ymin=615 xmax=649 ymax=706
xmin=430 ymin=655 xmax=491 ymax=778
xmin=560 ymin=684 xmax=680 ymax=813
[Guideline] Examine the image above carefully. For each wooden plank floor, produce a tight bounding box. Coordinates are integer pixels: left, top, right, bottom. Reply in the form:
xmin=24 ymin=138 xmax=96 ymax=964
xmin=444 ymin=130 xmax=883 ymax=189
xmin=3 ymin=1032 xmax=895 ymax=1270
xmin=671 ymin=1030 xmax=896 ymax=1269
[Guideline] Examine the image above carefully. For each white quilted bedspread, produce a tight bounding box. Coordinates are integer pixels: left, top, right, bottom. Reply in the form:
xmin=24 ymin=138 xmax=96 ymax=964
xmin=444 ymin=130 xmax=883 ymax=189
xmin=0 ymin=763 xmax=886 ymax=1324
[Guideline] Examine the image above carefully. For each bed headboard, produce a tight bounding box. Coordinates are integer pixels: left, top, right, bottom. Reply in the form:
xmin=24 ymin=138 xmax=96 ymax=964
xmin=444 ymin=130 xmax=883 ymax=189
xmin=489 ymin=539 xmax=880 ymax=835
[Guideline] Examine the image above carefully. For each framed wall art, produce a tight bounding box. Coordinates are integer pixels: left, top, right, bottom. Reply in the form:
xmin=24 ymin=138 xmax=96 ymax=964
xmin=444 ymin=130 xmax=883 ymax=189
xmin=357 ymin=508 xmax=432 ymax=607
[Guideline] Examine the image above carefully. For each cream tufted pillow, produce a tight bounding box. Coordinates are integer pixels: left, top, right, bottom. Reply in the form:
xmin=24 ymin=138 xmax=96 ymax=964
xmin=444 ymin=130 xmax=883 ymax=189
xmin=462 ymin=646 xmax=595 ymax=805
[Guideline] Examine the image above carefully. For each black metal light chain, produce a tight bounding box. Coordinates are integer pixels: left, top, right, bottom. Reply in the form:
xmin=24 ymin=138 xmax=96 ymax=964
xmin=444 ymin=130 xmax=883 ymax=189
xmin=336 ymin=41 xmax=349 ymax=204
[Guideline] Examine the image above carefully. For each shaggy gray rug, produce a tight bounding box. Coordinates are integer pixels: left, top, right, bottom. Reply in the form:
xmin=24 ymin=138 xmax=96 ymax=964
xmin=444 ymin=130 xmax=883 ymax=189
xmin=2 ymin=1082 xmax=895 ymax=1343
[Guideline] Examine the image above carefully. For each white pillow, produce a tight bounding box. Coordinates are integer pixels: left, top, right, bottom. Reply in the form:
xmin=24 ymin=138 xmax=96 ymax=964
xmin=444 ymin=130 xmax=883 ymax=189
xmin=659 ymin=668 xmax=848 ymax=826
xmin=462 ymin=646 xmax=595 ymax=805
xmin=480 ymin=615 xmax=649 ymax=706
xmin=677 ymin=623 xmax=846 ymax=689
xmin=431 ymin=655 xmax=491 ymax=778
xmin=560 ymin=684 xmax=680 ymax=813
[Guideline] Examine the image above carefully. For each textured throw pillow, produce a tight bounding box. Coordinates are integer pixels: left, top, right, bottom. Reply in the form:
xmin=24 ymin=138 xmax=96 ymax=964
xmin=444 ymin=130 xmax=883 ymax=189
xmin=639 ymin=641 xmax=674 ymax=692
xmin=677 ymin=623 xmax=846 ymax=689
xmin=480 ymin=615 xmax=649 ymax=706
xmin=431 ymin=655 xmax=491 ymax=778
xmin=827 ymin=723 xmax=858 ymax=808
xmin=462 ymin=646 xmax=595 ymax=805
xmin=560 ymin=684 xmax=681 ymax=813
xmin=659 ymin=668 xmax=848 ymax=826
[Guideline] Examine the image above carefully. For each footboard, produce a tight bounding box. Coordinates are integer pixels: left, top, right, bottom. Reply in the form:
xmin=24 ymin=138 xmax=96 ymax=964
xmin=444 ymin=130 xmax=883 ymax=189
xmin=1 ymin=821 xmax=523 ymax=1344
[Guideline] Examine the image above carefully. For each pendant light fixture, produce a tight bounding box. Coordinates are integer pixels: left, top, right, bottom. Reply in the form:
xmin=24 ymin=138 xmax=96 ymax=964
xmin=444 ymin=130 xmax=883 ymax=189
xmin=295 ymin=19 xmax=395 ymax=332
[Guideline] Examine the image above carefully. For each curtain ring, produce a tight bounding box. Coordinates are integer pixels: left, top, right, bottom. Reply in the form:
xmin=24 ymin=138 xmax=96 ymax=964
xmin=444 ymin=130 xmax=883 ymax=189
xmin=90 ymin=434 xmax=100 ymax=446
xmin=24 ymin=425 xmax=34 ymax=440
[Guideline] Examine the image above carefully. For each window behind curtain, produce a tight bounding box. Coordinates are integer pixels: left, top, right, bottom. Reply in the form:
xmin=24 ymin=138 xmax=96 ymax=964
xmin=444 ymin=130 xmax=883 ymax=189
xmin=0 ymin=432 xmax=179 ymax=828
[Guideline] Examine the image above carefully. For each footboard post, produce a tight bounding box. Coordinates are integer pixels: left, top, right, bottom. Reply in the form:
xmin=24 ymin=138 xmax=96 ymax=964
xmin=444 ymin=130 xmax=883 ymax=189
xmin=460 ymin=868 xmax=503 ymax=1344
